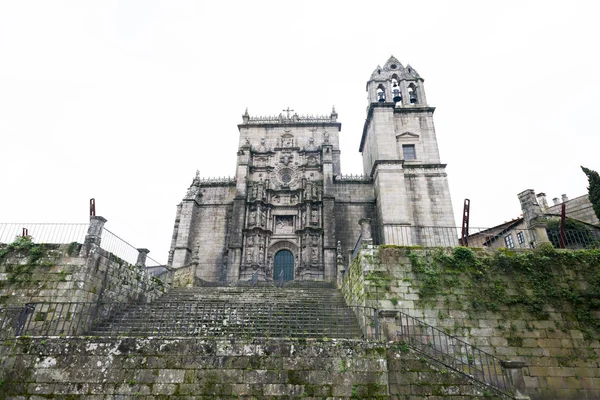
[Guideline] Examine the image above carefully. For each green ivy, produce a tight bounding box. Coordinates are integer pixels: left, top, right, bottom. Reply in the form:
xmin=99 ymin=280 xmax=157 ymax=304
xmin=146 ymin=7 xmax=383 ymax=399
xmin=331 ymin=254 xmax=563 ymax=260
xmin=408 ymin=247 xmax=600 ymax=338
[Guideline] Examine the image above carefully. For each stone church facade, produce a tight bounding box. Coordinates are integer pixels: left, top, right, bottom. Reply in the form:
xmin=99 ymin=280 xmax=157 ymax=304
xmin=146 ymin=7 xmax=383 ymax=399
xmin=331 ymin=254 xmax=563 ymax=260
xmin=168 ymin=56 xmax=456 ymax=283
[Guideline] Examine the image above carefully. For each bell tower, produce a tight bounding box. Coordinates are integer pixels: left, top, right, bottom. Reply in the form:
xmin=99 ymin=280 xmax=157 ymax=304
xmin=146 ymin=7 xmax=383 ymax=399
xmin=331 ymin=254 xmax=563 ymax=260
xmin=360 ymin=56 xmax=455 ymax=243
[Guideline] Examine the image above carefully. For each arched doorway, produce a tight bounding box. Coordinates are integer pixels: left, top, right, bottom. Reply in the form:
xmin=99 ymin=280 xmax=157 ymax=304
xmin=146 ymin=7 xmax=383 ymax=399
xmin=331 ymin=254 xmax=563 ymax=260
xmin=273 ymin=249 xmax=294 ymax=281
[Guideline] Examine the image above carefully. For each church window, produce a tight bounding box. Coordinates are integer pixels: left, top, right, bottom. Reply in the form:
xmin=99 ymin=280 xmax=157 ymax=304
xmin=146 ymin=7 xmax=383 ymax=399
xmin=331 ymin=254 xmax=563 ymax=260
xmin=402 ymin=144 xmax=416 ymax=160
xmin=408 ymin=84 xmax=418 ymax=104
xmin=377 ymin=85 xmax=386 ymax=102
xmin=504 ymin=234 xmax=515 ymax=248
xmin=517 ymin=231 xmax=525 ymax=244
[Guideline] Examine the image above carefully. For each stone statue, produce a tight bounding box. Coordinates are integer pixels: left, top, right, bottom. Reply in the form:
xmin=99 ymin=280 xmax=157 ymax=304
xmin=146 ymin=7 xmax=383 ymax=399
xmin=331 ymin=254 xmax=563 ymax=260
xmin=246 ymin=247 xmax=254 ymax=263
xmin=311 ymin=210 xmax=319 ymax=224
xmin=311 ymin=247 xmax=319 ymax=263
xmin=249 ymin=211 xmax=257 ymax=226
xmin=260 ymin=210 xmax=266 ymax=226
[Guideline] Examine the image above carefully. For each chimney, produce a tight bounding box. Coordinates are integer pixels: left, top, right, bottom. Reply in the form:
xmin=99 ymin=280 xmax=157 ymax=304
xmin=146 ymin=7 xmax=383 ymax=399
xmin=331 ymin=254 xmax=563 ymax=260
xmin=552 ymin=197 xmax=560 ymax=205
xmin=536 ymin=192 xmax=548 ymax=210
xmin=561 ymin=194 xmax=569 ymax=203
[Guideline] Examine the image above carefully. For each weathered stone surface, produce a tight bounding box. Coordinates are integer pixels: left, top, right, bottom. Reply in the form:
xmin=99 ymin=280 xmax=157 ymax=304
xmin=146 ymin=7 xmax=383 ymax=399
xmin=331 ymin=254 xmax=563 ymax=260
xmin=168 ymin=57 xmax=456 ymax=284
xmin=345 ymin=245 xmax=600 ymax=399
xmin=0 ymin=242 xmax=167 ymax=308
xmin=0 ymin=337 xmax=507 ymax=399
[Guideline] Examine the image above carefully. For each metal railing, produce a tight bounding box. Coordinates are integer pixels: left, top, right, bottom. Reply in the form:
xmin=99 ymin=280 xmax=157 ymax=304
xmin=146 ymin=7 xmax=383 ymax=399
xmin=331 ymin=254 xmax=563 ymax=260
xmin=548 ymin=229 xmax=600 ymax=249
xmin=395 ymin=310 xmax=509 ymax=394
xmin=344 ymin=232 xmax=364 ymax=279
xmin=200 ymin=275 xmax=334 ymax=289
xmin=16 ymin=301 xmax=375 ymax=339
xmin=0 ymin=222 xmax=165 ymax=266
xmin=99 ymin=228 xmax=141 ymax=265
xmin=0 ymin=222 xmax=88 ymax=245
xmin=334 ymin=174 xmax=372 ymax=182
xmin=376 ymin=224 xmax=539 ymax=249
xmin=99 ymin=228 xmax=164 ymax=267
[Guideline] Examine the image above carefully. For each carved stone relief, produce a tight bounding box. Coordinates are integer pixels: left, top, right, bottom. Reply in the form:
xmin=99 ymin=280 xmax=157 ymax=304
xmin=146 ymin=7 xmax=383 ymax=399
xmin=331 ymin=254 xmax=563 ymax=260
xmin=275 ymin=216 xmax=294 ymax=234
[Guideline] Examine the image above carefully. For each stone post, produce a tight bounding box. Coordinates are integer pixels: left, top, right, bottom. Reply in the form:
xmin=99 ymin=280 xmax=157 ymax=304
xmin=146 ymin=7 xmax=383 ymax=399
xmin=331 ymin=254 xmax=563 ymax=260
xmin=336 ymin=241 xmax=345 ymax=288
xmin=378 ymin=310 xmax=398 ymax=341
xmin=84 ymin=216 xmax=107 ymax=246
xmin=190 ymin=246 xmax=200 ymax=287
xmin=518 ymin=189 xmax=551 ymax=246
xmin=136 ymin=248 xmax=150 ymax=267
xmin=500 ymin=360 xmax=531 ymax=400
xmin=359 ymin=218 xmax=373 ymax=241
xmin=347 ymin=249 xmax=354 ymax=267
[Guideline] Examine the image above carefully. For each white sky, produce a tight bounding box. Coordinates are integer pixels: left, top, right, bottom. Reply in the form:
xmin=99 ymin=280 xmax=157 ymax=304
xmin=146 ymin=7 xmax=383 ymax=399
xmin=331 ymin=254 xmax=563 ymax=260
xmin=1 ymin=1 xmax=599 ymax=264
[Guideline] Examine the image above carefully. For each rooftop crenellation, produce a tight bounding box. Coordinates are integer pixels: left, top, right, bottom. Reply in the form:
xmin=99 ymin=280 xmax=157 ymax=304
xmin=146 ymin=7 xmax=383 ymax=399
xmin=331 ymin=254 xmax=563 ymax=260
xmin=241 ymin=107 xmax=338 ymax=125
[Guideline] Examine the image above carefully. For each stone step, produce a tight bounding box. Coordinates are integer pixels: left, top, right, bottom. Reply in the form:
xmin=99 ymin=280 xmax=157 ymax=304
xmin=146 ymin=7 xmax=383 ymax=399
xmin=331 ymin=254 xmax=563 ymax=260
xmin=87 ymin=286 xmax=363 ymax=339
xmin=160 ymin=288 xmax=346 ymax=302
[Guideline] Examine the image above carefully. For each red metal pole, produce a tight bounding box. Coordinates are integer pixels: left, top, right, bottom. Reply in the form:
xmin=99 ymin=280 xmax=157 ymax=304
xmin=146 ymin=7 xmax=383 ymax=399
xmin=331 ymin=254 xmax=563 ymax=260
xmin=461 ymin=199 xmax=470 ymax=246
xmin=559 ymin=203 xmax=566 ymax=249
xmin=90 ymin=198 xmax=96 ymax=217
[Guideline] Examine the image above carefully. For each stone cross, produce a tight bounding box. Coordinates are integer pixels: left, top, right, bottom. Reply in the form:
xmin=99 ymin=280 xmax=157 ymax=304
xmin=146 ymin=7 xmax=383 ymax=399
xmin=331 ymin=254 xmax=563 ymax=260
xmin=282 ymin=107 xmax=294 ymax=119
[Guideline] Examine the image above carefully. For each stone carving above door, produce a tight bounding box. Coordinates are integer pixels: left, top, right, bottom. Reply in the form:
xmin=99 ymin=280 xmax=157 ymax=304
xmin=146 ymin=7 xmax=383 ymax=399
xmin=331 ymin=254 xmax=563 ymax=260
xmin=275 ymin=216 xmax=294 ymax=234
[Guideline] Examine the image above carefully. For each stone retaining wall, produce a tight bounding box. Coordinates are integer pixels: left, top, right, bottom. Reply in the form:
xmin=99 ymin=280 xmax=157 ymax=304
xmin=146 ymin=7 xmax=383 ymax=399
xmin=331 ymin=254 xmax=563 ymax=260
xmin=0 ymin=337 xmax=507 ymax=399
xmin=0 ymin=241 xmax=167 ymax=306
xmin=343 ymin=244 xmax=600 ymax=399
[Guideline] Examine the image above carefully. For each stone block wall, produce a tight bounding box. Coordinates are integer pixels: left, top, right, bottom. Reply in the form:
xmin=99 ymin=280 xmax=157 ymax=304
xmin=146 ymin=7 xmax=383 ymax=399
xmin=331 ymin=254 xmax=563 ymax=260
xmin=343 ymin=244 xmax=600 ymax=399
xmin=193 ymin=204 xmax=232 ymax=281
xmin=0 ymin=241 xmax=167 ymax=306
xmin=0 ymin=337 xmax=508 ymax=399
xmin=333 ymin=179 xmax=376 ymax=262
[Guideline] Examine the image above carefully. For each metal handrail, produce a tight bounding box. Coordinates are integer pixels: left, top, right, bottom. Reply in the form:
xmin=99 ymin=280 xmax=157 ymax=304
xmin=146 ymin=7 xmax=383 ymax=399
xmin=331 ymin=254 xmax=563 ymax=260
xmin=395 ymin=310 xmax=510 ymax=394
xmin=343 ymin=232 xmax=363 ymax=280
xmin=15 ymin=301 xmax=377 ymax=339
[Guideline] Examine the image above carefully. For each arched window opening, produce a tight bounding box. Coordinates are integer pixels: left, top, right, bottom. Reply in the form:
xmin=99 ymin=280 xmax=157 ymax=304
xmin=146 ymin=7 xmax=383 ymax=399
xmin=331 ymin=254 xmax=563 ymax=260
xmin=377 ymin=85 xmax=386 ymax=103
xmin=391 ymin=78 xmax=402 ymax=104
xmin=408 ymin=84 xmax=418 ymax=104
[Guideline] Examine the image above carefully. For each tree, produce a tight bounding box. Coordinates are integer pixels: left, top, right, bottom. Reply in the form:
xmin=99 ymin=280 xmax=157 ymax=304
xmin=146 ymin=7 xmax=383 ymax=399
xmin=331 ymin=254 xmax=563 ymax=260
xmin=582 ymin=166 xmax=600 ymax=222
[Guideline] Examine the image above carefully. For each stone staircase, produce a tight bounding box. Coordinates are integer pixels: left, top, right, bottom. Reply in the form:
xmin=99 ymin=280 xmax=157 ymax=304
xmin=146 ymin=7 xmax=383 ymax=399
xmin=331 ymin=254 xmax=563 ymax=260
xmin=87 ymin=286 xmax=364 ymax=339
